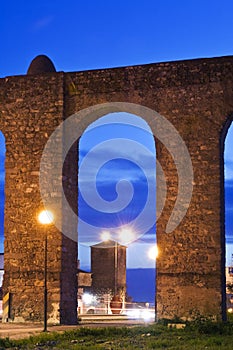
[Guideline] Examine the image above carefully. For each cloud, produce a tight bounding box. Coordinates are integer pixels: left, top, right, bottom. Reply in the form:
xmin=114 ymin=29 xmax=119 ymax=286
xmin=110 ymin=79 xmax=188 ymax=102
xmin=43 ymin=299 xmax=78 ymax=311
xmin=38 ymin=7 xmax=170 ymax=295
xmin=226 ymin=236 xmax=233 ymax=244
xmin=79 ymin=149 xmax=156 ymax=185
xmin=225 ymin=179 xmax=233 ymax=211
xmin=225 ymin=126 xmax=233 ymax=162
xmin=225 ymin=184 xmax=233 ymax=244
xmin=225 ymin=161 xmax=233 ymax=180
xmin=33 ymin=16 xmax=54 ymax=31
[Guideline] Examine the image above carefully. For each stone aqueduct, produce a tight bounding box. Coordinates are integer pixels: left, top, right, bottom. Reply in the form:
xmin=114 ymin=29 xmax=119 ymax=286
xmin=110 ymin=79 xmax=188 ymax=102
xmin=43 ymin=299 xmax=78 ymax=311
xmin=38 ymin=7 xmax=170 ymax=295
xmin=0 ymin=55 xmax=232 ymax=324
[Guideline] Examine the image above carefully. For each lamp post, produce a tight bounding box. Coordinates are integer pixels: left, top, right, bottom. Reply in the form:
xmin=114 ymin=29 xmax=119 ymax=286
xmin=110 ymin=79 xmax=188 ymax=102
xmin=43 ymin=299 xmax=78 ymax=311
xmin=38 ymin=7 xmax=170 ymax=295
xmin=38 ymin=210 xmax=53 ymax=332
xmin=114 ymin=240 xmax=118 ymax=296
xmin=100 ymin=231 xmax=118 ymax=296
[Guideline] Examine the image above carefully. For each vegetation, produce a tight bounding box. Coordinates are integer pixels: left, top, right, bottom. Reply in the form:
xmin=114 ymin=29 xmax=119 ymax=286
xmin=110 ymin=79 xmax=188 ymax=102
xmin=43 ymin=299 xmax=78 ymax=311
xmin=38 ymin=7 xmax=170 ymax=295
xmin=226 ymin=283 xmax=233 ymax=293
xmin=0 ymin=317 xmax=233 ymax=349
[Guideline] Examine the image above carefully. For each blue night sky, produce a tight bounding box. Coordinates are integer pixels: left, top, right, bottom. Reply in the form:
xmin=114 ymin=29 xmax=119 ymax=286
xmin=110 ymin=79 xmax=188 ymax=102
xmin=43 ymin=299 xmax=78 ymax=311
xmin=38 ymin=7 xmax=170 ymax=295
xmin=0 ymin=1 xmax=233 ymax=272
xmin=1 ymin=1 xmax=233 ymax=77
xmin=78 ymin=113 xmax=156 ymax=270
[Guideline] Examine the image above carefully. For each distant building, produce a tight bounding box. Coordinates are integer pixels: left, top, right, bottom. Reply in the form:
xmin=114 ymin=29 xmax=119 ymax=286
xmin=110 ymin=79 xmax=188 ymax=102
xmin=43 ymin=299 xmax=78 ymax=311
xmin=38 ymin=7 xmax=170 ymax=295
xmin=77 ymin=260 xmax=92 ymax=314
xmin=91 ymin=240 xmax=126 ymax=297
xmin=226 ymin=253 xmax=233 ymax=291
xmin=226 ymin=254 xmax=233 ymax=314
xmin=78 ymin=269 xmax=92 ymax=292
xmin=226 ymin=266 xmax=233 ymax=285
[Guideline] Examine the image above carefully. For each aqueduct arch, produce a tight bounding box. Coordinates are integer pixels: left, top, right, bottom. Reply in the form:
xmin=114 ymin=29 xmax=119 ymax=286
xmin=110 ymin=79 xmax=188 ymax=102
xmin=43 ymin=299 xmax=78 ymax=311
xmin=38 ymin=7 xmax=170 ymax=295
xmin=0 ymin=55 xmax=233 ymax=323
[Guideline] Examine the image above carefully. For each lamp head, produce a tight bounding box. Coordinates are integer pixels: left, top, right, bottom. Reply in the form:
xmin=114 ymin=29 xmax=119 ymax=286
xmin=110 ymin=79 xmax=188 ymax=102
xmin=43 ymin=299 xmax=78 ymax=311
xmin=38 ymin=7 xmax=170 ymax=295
xmin=38 ymin=210 xmax=53 ymax=225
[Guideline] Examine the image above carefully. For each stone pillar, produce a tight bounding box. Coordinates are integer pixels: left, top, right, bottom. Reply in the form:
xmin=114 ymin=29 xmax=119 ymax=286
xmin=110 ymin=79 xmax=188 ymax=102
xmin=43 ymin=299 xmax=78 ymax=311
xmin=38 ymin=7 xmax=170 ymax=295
xmin=1 ymin=67 xmax=78 ymax=324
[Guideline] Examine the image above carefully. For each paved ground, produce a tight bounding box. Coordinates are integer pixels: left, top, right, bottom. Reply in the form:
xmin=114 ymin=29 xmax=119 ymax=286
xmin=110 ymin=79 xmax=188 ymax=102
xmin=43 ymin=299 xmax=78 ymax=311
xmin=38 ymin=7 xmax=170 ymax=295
xmin=0 ymin=319 xmax=152 ymax=340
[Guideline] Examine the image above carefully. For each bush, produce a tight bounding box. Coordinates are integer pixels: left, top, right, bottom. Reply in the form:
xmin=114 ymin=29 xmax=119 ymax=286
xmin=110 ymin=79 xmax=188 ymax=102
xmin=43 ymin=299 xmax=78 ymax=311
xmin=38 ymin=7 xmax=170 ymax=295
xmin=185 ymin=316 xmax=233 ymax=335
xmin=0 ymin=337 xmax=15 ymax=349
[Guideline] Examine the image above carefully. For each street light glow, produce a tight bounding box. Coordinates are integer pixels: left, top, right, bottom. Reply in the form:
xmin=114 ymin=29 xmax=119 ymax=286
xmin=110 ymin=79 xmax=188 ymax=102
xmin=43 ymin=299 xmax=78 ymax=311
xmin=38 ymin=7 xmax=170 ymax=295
xmin=101 ymin=230 xmax=111 ymax=241
xmin=82 ymin=293 xmax=96 ymax=305
xmin=118 ymin=228 xmax=135 ymax=244
xmin=38 ymin=210 xmax=54 ymax=225
xmin=148 ymin=245 xmax=159 ymax=260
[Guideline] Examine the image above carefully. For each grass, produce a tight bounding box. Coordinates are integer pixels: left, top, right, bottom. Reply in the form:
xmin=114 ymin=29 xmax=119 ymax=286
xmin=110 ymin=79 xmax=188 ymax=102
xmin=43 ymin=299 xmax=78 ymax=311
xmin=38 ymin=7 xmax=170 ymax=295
xmin=0 ymin=318 xmax=233 ymax=349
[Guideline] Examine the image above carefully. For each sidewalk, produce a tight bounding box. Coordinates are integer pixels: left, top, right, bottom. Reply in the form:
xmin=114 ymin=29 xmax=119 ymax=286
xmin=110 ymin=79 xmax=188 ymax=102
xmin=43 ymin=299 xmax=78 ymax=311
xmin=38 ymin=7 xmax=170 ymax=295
xmin=0 ymin=323 xmax=77 ymax=340
xmin=0 ymin=318 xmax=150 ymax=340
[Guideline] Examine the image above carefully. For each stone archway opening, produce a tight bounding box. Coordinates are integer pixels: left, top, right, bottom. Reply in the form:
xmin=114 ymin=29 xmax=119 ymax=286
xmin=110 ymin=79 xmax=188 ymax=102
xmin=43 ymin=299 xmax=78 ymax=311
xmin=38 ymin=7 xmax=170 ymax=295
xmin=77 ymin=112 xmax=157 ymax=320
xmin=223 ymin=120 xmax=233 ymax=319
xmin=0 ymin=131 xmax=5 ymax=299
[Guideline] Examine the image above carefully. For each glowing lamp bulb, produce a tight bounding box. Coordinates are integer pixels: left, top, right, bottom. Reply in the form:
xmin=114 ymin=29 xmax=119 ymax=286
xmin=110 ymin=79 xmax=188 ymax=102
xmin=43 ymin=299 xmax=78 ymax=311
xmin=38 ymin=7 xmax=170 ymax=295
xmin=118 ymin=228 xmax=135 ymax=244
xmin=101 ymin=231 xmax=111 ymax=241
xmin=38 ymin=210 xmax=53 ymax=225
xmin=148 ymin=245 xmax=159 ymax=260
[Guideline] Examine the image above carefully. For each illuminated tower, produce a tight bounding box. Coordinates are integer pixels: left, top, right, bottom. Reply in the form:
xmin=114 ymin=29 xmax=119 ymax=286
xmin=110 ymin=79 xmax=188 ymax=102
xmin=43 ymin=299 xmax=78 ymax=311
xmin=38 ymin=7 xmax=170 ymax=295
xmin=91 ymin=240 xmax=126 ymax=296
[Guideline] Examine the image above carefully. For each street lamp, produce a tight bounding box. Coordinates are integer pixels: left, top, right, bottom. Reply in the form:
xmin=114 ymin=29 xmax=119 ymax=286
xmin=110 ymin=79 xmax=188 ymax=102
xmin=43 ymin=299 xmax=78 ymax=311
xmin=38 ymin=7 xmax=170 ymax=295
xmin=101 ymin=231 xmax=118 ymax=296
xmin=38 ymin=209 xmax=53 ymax=332
xmin=118 ymin=227 xmax=135 ymax=245
xmin=100 ymin=230 xmax=118 ymax=294
xmin=114 ymin=240 xmax=118 ymax=296
xmin=100 ymin=230 xmax=111 ymax=242
xmin=148 ymin=245 xmax=159 ymax=261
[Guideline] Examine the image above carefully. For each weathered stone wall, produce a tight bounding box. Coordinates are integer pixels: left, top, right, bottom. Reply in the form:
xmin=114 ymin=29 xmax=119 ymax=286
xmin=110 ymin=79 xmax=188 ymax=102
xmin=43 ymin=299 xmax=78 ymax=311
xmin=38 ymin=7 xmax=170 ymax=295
xmin=0 ymin=72 xmax=77 ymax=324
xmin=63 ymin=56 xmax=233 ymax=320
xmin=0 ymin=55 xmax=233 ymax=322
xmin=78 ymin=271 xmax=92 ymax=288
